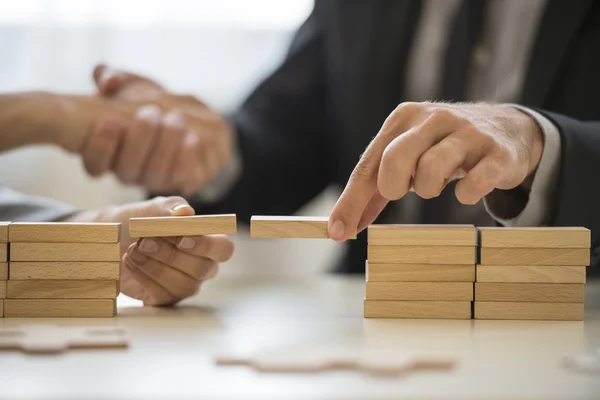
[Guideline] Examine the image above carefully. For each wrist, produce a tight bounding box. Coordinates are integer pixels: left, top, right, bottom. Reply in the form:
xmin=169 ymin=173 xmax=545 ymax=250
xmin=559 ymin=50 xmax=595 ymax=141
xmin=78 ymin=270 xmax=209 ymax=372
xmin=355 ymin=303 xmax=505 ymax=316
xmin=507 ymin=106 xmax=544 ymax=186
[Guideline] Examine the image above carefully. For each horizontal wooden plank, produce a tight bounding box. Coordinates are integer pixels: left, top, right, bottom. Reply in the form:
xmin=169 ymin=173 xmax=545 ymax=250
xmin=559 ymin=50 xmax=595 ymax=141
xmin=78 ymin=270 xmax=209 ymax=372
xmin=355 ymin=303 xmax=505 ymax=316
xmin=0 ymin=263 xmax=6 ymax=280
xmin=0 ymin=222 xmax=9 ymax=243
xmin=0 ymin=244 xmax=6 ymax=262
xmin=367 ymin=263 xmax=474 ymax=282
xmin=368 ymin=224 xmax=476 ymax=246
xmin=476 ymin=265 xmax=586 ymax=284
xmin=9 ymin=262 xmax=120 ymax=280
xmin=474 ymin=282 xmax=584 ymax=303
xmin=478 ymin=227 xmax=590 ymax=248
xmin=480 ymin=247 xmax=590 ymax=266
xmin=3 ymin=299 xmax=116 ymax=318
xmin=0 ymin=281 xmax=5 ymax=299
xmin=368 ymin=245 xmax=475 ymax=264
xmin=366 ymin=282 xmax=473 ymax=301
xmin=10 ymin=243 xmax=120 ymax=262
xmin=8 ymin=222 xmax=120 ymax=243
xmin=130 ymin=214 xmax=237 ymax=237
xmin=7 ymin=280 xmax=118 ymax=299
xmin=0 ymin=299 xmax=3 ymax=317
xmin=364 ymin=300 xmax=472 ymax=319
xmin=474 ymin=301 xmax=583 ymax=321
xmin=250 ymin=216 xmax=356 ymax=239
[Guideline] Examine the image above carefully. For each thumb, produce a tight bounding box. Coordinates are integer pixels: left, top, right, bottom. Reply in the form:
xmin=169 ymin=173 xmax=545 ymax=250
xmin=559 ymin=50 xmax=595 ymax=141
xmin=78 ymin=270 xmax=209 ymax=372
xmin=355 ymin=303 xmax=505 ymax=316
xmin=93 ymin=63 xmax=162 ymax=96
xmin=147 ymin=196 xmax=195 ymax=218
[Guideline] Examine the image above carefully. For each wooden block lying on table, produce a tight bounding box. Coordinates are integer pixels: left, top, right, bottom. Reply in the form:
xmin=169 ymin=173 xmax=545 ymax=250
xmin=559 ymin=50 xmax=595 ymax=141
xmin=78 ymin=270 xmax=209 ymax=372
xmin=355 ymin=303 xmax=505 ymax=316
xmin=366 ymin=281 xmax=474 ymax=301
xmin=0 ymin=222 xmax=9 ymax=243
xmin=475 ymin=282 xmax=584 ymax=303
xmin=8 ymin=222 xmax=120 ymax=243
xmin=4 ymin=299 xmax=116 ymax=318
xmin=0 ymin=263 xmax=6 ymax=280
xmin=10 ymin=243 xmax=120 ymax=262
xmin=367 ymin=263 xmax=475 ymax=282
xmin=368 ymin=224 xmax=476 ymax=246
xmin=364 ymin=300 xmax=472 ymax=319
xmin=480 ymin=247 xmax=590 ymax=266
xmin=476 ymin=265 xmax=586 ymax=284
xmin=7 ymin=280 xmax=118 ymax=299
xmin=478 ymin=227 xmax=590 ymax=248
xmin=474 ymin=301 xmax=583 ymax=321
xmin=250 ymin=216 xmax=356 ymax=239
xmin=0 ymin=281 xmax=5 ymax=299
xmin=9 ymin=262 xmax=120 ymax=280
xmin=0 ymin=244 xmax=6 ymax=262
xmin=368 ymin=245 xmax=475 ymax=264
xmin=130 ymin=214 xmax=237 ymax=237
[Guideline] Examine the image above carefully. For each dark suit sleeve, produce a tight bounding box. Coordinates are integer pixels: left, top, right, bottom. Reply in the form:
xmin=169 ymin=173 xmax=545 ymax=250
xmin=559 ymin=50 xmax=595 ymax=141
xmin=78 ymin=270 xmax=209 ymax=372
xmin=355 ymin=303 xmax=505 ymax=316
xmin=193 ymin=3 xmax=332 ymax=221
xmin=535 ymin=110 xmax=600 ymax=269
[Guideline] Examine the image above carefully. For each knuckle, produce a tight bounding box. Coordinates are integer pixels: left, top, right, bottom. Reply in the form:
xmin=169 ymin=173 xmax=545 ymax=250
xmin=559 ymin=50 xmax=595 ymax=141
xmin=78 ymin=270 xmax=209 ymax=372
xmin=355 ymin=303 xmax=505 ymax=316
xmin=428 ymin=108 xmax=456 ymax=125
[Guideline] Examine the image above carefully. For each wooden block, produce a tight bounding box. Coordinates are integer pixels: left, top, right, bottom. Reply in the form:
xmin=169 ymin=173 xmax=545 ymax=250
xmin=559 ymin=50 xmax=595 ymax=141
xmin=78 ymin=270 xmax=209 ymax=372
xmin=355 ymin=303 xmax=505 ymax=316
xmin=10 ymin=243 xmax=120 ymax=262
xmin=476 ymin=265 xmax=586 ymax=284
xmin=250 ymin=216 xmax=356 ymax=239
xmin=0 ymin=222 xmax=9 ymax=243
xmin=480 ymin=247 xmax=590 ymax=266
xmin=0 ymin=281 xmax=5 ymax=299
xmin=366 ymin=282 xmax=473 ymax=301
xmin=8 ymin=222 xmax=120 ymax=243
xmin=129 ymin=214 xmax=237 ymax=237
xmin=367 ymin=263 xmax=474 ymax=282
xmin=475 ymin=282 xmax=584 ymax=303
xmin=368 ymin=245 xmax=475 ymax=264
xmin=0 ymin=244 xmax=6 ymax=262
xmin=364 ymin=300 xmax=472 ymax=319
xmin=9 ymin=262 xmax=120 ymax=280
xmin=478 ymin=227 xmax=590 ymax=248
xmin=0 ymin=299 xmax=3 ymax=317
xmin=474 ymin=301 xmax=583 ymax=321
xmin=368 ymin=224 xmax=476 ymax=246
xmin=0 ymin=263 xmax=6 ymax=280
xmin=7 ymin=280 xmax=117 ymax=299
xmin=3 ymin=299 xmax=116 ymax=318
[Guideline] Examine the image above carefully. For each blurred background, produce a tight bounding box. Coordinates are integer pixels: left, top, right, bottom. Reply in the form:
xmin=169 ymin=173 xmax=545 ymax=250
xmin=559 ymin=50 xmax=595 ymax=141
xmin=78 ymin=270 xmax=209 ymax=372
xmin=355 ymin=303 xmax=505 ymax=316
xmin=0 ymin=0 xmax=344 ymax=279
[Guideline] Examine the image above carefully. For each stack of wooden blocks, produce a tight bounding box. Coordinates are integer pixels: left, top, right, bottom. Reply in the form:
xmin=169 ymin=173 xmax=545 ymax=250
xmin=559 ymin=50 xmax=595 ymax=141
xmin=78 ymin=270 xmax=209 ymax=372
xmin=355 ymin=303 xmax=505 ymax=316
xmin=364 ymin=225 xmax=476 ymax=319
xmin=0 ymin=222 xmax=8 ymax=317
xmin=1 ymin=222 xmax=121 ymax=318
xmin=475 ymin=227 xmax=590 ymax=321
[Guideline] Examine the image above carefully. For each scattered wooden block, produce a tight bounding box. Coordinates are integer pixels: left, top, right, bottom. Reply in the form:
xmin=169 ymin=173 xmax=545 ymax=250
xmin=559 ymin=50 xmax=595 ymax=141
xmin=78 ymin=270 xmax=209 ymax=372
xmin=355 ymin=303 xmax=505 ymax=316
xmin=8 ymin=222 xmax=120 ymax=243
xmin=0 ymin=263 xmax=6 ymax=280
xmin=364 ymin=300 xmax=472 ymax=319
xmin=3 ymin=299 xmax=116 ymax=318
xmin=7 ymin=280 xmax=118 ymax=299
xmin=474 ymin=301 xmax=584 ymax=321
xmin=0 ymin=222 xmax=9 ymax=243
xmin=9 ymin=262 xmax=120 ymax=280
xmin=476 ymin=265 xmax=586 ymax=284
xmin=10 ymin=243 xmax=120 ymax=262
xmin=0 ymin=244 xmax=6 ymax=262
xmin=475 ymin=282 xmax=584 ymax=303
xmin=478 ymin=227 xmax=590 ymax=248
xmin=0 ymin=281 xmax=5 ymax=299
xmin=129 ymin=214 xmax=237 ymax=237
xmin=367 ymin=263 xmax=474 ymax=282
xmin=368 ymin=245 xmax=475 ymax=264
xmin=250 ymin=216 xmax=356 ymax=239
xmin=366 ymin=282 xmax=474 ymax=301
xmin=480 ymin=247 xmax=590 ymax=266
xmin=368 ymin=224 xmax=476 ymax=246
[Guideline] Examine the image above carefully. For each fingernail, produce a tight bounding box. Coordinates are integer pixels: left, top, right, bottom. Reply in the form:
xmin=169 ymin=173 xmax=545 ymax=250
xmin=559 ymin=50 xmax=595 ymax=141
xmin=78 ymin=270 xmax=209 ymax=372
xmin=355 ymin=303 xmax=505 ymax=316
xmin=136 ymin=105 xmax=161 ymax=126
xmin=138 ymin=238 xmax=159 ymax=253
xmin=162 ymin=110 xmax=185 ymax=128
xmin=171 ymin=204 xmax=192 ymax=212
xmin=329 ymin=220 xmax=346 ymax=240
xmin=128 ymin=248 xmax=148 ymax=263
xmin=178 ymin=237 xmax=196 ymax=250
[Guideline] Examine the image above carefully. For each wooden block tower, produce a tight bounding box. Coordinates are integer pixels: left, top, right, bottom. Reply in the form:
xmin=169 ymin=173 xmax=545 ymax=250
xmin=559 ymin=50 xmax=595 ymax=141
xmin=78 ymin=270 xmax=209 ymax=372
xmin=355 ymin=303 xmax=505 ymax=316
xmin=475 ymin=227 xmax=590 ymax=321
xmin=364 ymin=225 xmax=476 ymax=319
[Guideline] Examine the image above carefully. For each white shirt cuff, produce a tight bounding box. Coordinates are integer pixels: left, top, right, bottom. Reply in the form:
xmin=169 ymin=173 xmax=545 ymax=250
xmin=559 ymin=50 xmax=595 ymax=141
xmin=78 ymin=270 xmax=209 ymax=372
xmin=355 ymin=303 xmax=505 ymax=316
xmin=483 ymin=105 xmax=561 ymax=227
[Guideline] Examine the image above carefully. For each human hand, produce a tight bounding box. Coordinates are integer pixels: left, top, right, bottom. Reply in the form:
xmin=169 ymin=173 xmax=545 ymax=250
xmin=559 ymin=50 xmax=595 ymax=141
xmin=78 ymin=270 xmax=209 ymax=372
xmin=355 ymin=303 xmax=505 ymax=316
xmin=65 ymin=196 xmax=234 ymax=306
xmin=328 ymin=102 xmax=544 ymax=241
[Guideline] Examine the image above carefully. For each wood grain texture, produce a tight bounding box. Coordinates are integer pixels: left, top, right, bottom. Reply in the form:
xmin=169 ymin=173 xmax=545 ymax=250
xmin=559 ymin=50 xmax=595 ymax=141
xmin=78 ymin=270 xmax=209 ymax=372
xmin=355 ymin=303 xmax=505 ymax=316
xmin=10 ymin=243 xmax=120 ymax=262
xmin=250 ymin=216 xmax=356 ymax=239
xmin=129 ymin=214 xmax=237 ymax=237
xmin=368 ymin=224 xmax=476 ymax=246
xmin=9 ymin=262 xmax=120 ymax=280
xmin=0 ymin=244 xmax=6 ymax=262
xmin=366 ymin=282 xmax=474 ymax=301
xmin=3 ymin=299 xmax=116 ymax=318
xmin=8 ymin=222 xmax=120 ymax=243
xmin=7 ymin=280 xmax=118 ymax=299
xmin=367 ymin=263 xmax=475 ymax=282
xmin=474 ymin=282 xmax=584 ymax=303
xmin=474 ymin=301 xmax=584 ymax=321
xmin=0 ymin=281 xmax=5 ymax=299
xmin=476 ymin=265 xmax=586 ymax=284
xmin=364 ymin=300 xmax=472 ymax=319
xmin=480 ymin=247 xmax=590 ymax=266
xmin=368 ymin=245 xmax=475 ymax=264
xmin=0 ymin=222 xmax=9 ymax=243
xmin=0 ymin=263 xmax=6 ymax=280
xmin=478 ymin=227 xmax=590 ymax=248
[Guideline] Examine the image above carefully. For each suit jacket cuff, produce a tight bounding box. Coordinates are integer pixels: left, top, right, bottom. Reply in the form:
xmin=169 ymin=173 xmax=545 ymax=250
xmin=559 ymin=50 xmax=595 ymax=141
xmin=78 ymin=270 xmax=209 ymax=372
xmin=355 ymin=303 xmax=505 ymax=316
xmin=0 ymin=186 xmax=77 ymax=222
xmin=483 ymin=105 xmax=561 ymax=226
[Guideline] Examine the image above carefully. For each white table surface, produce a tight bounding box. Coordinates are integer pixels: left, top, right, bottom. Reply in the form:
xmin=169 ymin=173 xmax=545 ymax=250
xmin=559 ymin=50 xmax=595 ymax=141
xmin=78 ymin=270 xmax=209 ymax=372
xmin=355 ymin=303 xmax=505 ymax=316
xmin=1 ymin=275 xmax=599 ymax=400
